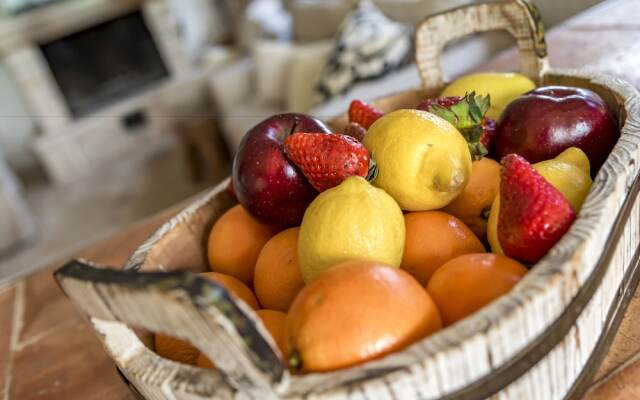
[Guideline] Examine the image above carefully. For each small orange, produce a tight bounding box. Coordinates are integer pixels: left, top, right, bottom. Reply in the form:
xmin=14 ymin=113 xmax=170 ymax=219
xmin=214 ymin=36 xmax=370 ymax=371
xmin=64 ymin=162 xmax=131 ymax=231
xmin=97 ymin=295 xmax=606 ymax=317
xmin=285 ymin=261 xmax=442 ymax=372
xmin=154 ymin=334 xmax=199 ymax=365
xmin=401 ymin=211 xmax=485 ymax=285
xmin=426 ymin=253 xmax=527 ymax=326
xmin=196 ymin=352 xmax=215 ymax=369
xmin=207 ymin=205 xmax=275 ymax=285
xmin=199 ymin=272 xmax=260 ymax=310
xmin=256 ymin=310 xmax=287 ymax=354
xmin=443 ymin=157 xmax=501 ymax=240
xmin=254 ymin=228 xmax=305 ymax=311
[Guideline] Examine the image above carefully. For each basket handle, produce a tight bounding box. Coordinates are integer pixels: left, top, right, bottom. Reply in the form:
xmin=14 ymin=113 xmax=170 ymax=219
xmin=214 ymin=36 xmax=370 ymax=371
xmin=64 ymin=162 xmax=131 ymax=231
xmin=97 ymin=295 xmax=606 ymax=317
xmin=415 ymin=0 xmax=549 ymax=90
xmin=54 ymin=260 xmax=285 ymax=395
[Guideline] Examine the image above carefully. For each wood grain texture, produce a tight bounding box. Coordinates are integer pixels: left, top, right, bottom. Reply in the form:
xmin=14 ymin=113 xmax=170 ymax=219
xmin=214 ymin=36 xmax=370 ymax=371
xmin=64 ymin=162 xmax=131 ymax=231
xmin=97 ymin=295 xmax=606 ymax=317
xmin=415 ymin=0 xmax=549 ymax=88
xmin=52 ymin=1 xmax=640 ymax=399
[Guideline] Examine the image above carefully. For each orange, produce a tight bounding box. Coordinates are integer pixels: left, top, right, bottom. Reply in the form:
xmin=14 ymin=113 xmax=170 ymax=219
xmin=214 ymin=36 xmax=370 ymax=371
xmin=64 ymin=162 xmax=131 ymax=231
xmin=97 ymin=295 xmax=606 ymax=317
xmin=426 ymin=253 xmax=527 ymax=326
xmin=254 ymin=228 xmax=305 ymax=311
xmin=256 ymin=309 xmax=287 ymax=354
xmin=285 ymin=261 xmax=442 ymax=372
xmin=154 ymin=334 xmax=199 ymax=365
xmin=196 ymin=352 xmax=215 ymax=369
xmin=207 ymin=204 xmax=275 ymax=285
xmin=442 ymin=157 xmax=501 ymax=240
xmin=401 ymin=211 xmax=485 ymax=285
xmin=199 ymin=272 xmax=260 ymax=310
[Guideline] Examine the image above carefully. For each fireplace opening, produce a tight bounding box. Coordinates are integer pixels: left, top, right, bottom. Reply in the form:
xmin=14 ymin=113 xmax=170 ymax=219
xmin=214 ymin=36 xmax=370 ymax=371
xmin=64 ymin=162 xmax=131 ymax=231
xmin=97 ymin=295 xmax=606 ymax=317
xmin=40 ymin=10 xmax=169 ymax=118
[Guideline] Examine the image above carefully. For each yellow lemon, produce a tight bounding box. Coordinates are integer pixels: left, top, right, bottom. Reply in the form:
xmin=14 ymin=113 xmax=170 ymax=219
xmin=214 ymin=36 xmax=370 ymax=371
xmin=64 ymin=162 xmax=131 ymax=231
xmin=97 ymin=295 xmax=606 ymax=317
xmin=298 ymin=177 xmax=405 ymax=283
xmin=487 ymin=148 xmax=593 ymax=254
xmin=363 ymin=109 xmax=472 ymax=211
xmin=441 ymin=73 xmax=535 ymax=120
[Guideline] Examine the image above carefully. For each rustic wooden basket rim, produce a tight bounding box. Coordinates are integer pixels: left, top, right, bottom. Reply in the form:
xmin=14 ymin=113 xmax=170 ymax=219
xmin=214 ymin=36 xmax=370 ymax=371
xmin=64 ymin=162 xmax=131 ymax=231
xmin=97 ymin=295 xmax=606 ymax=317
xmin=99 ymin=67 xmax=639 ymax=398
xmin=53 ymin=0 xmax=640 ymax=397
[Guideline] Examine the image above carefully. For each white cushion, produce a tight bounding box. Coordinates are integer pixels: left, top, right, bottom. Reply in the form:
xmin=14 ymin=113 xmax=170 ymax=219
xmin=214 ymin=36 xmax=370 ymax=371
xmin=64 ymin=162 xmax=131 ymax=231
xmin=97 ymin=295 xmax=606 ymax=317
xmin=252 ymin=40 xmax=294 ymax=107
xmin=208 ymin=58 xmax=255 ymax=112
xmin=286 ymin=41 xmax=333 ymax=112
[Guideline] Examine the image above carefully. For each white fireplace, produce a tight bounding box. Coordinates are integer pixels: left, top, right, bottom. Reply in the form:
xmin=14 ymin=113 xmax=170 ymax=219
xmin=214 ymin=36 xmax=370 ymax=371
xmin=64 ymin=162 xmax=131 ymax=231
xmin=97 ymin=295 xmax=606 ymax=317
xmin=0 ymin=0 xmax=213 ymax=184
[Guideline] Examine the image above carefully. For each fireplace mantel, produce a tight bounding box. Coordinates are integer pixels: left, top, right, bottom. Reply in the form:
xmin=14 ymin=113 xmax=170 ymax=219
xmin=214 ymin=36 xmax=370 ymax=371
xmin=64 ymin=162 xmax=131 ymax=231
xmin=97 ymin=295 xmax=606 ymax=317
xmin=0 ymin=0 xmax=145 ymax=56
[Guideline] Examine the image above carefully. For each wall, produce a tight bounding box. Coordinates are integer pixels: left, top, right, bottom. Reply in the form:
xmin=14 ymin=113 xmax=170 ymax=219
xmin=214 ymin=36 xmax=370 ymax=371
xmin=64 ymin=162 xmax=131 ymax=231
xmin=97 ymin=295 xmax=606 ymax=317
xmin=0 ymin=61 xmax=37 ymax=173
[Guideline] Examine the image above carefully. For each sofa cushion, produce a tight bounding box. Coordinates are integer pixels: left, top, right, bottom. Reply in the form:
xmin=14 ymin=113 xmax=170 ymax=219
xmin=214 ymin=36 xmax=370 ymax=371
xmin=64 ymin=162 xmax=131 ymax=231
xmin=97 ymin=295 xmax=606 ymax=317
xmin=253 ymin=40 xmax=295 ymax=107
xmin=289 ymin=0 xmax=358 ymax=42
xmin=286 ymin=41 xmax=334 ymax=112
xmin=208 ymin=58 xmax=255 ymax=112
xmin=316 ymin=2 xmax=412 ymax=99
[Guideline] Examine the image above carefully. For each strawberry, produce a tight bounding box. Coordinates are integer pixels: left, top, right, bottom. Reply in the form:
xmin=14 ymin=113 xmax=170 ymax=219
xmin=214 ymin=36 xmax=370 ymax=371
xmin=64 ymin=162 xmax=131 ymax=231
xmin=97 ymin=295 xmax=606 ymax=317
xmin=343 ymin=121 xmax=367 ymax=142
xmin=284 ymin=133 xmax=372 ymax=192
xmin=348 ymin=100 xmax=384 ymax=129
xmin=498 ymin=154 xmax=576 ymax=264
xmin=416 ymin=93 xmax=493 ymax=160
xmin=416 ymin=96 xmax=462 ymax=111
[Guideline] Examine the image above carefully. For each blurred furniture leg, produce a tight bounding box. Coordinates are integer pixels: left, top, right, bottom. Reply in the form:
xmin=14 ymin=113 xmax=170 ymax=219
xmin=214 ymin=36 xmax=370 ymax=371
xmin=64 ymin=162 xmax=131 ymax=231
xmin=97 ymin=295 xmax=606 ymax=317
xmin=174 ymin=117 xmax=231 ymax=182
xmin=0 ymin=156 xmax=35 ymax=258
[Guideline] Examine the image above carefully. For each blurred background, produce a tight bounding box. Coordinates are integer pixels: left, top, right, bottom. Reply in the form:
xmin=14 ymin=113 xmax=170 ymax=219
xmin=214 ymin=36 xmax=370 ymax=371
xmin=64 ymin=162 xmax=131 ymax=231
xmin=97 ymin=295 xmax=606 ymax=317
xmin=0 ymin=0 xmax=603 ymax=284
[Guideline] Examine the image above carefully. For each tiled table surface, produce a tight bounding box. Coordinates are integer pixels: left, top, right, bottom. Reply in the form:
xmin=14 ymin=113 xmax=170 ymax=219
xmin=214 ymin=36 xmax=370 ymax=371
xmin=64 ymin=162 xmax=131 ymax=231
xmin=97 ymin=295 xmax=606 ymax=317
xmin=2 ymin=1 xmax=640 ymax=399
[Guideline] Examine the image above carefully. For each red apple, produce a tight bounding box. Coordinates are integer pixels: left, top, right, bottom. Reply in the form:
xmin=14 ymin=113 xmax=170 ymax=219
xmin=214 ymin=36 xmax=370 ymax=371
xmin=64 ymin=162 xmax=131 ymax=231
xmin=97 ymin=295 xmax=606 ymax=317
xmin=495 ymin=86 xmax=619 ymax=174
xmin=232 ymin=113 xmax=331 ymax=228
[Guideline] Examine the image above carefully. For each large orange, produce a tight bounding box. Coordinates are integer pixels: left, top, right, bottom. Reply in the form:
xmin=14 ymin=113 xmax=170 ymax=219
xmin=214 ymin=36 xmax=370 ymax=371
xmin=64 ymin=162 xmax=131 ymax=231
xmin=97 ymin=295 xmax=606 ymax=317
xmin=256 ymin=309 xmax=287 ymax=354
xmin=154 ymin=334 xmax=199 ymax=365
xmin=199 ymin=272 xmax=260 ymax=310
xmin=401 ymin=211 xmax=485 ymax=285
xmin=285 ymin=261 xmax=442 ymax=372
xmin=443 ymin=157 xmax=501 ymax=240
xmin=207 ymin=205 xmax=275 ymax=285
xmin=254 ymin=228 xmax=305 ymax=311
xmin=426 ymin=253 xmax=527 ymax=326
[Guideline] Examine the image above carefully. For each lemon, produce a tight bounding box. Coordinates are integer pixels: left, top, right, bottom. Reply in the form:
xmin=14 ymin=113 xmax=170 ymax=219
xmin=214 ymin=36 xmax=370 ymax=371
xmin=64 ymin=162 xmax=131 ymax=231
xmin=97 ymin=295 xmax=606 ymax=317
xmin=441 ymin=73 xmax=535 ymax=120
xmin=487 ymin=148 xmax=593 ymax=254
xmin=363 ymin=109 xmax=472 ymax=211
xmin=298 ymin=177 xmax=405 ymax=283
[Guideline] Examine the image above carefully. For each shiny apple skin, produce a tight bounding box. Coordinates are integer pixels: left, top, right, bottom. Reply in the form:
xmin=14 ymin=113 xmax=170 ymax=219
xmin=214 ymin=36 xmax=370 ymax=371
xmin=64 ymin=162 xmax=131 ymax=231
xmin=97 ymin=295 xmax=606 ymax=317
xmin=232 ymin=113 xmax=331 ymax=228
xmin=495 ymin=86 xmax=619 ymax=174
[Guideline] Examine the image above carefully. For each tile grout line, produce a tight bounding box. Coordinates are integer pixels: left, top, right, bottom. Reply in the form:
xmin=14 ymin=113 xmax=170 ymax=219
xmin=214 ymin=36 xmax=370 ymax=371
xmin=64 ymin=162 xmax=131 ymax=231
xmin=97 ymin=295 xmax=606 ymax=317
xmin=588 ymin=349 xmax=640 ymax=393
xmin=14 ymin=318 xmax=80 ymax=352
xmin=3 ymin=282 xmax=25 ymax=400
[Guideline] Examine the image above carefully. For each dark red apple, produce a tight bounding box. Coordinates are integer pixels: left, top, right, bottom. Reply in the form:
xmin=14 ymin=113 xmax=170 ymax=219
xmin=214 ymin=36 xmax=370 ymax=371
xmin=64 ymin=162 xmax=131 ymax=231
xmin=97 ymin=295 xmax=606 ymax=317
xmin=232 ymin=113 xmax=331 ymax=228
xmin=495 ymin=86 xmax=619 ymax=174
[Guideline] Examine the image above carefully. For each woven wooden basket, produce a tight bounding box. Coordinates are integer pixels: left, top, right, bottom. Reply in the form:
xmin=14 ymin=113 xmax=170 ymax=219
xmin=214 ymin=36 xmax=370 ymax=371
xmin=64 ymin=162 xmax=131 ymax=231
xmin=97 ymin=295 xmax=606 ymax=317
xmin=55 ymin=1 xmax=640 ymax=399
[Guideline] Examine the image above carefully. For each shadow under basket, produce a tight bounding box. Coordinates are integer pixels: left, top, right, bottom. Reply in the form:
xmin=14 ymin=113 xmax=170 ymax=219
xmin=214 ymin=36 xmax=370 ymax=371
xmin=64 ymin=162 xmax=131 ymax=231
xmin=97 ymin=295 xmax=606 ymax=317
xmin=54 ymin=0 xmax=640 ymax=399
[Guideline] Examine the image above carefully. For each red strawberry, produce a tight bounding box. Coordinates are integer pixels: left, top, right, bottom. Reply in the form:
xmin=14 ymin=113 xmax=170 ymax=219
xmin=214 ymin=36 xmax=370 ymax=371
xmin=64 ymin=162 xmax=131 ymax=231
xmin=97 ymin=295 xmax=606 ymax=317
xmin=416 ymin=96 xmax=462 ymax=111
xmin=284 ymin=133 xmax=371 ymax=192
xmin=416 ymin=93 xmax=493 ymax=160
xmin=343 ymin=121 xmax=367 ymax=141
xmin=498 ymin=154 xmax=576 ymax=264
xmin=348 ymin=100 xmax=384 ymax=129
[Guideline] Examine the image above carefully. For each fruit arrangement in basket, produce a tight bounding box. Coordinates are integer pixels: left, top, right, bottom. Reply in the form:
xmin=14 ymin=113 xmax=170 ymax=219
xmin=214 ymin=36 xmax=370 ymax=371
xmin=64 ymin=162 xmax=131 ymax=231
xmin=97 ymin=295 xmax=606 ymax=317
xmin=154 ymin=72 xmax=619 ymax=373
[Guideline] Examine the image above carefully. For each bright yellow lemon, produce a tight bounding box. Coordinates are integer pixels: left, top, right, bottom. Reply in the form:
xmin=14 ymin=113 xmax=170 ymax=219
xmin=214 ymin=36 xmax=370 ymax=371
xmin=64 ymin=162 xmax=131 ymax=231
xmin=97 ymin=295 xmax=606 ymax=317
xmin=363 ymin=109 xmax=472 ymax=211
xmin=298 ymin=177 xmax=405 ymax=283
